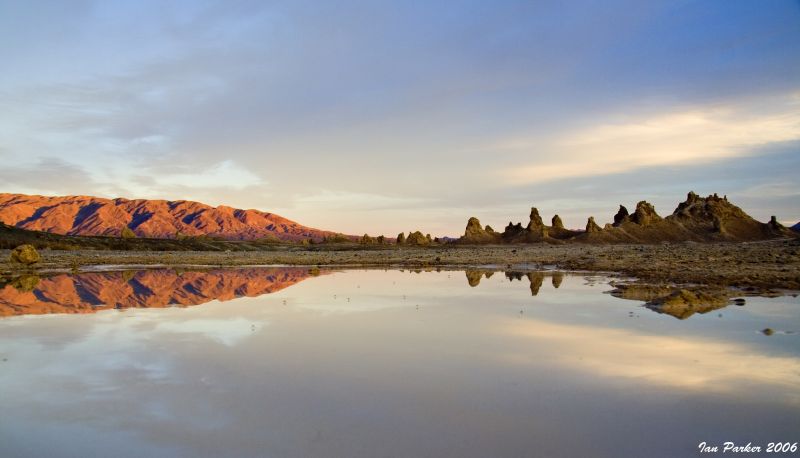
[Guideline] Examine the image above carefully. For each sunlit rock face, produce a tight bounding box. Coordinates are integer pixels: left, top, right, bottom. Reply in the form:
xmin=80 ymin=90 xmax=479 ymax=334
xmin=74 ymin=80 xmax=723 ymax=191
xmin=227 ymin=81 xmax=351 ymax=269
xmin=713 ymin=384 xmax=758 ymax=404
xmin=0 ymin=193 xmax=337 ymax=241
xmin=585 ymin=216 xmax=602 ymax=233
xmin=462 ymin=217 xmax=501 ymax=243
xmin=630 ymin=201 xmax=662 ymax=227
xmin=525 ymin=207 xmax=549 ymax=240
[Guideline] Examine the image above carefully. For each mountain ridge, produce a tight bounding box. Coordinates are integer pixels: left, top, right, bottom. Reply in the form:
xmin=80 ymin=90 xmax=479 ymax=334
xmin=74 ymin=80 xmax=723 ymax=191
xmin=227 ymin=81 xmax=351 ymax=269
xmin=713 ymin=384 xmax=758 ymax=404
xmin=0 ymin=193 xmax=341 ymax=241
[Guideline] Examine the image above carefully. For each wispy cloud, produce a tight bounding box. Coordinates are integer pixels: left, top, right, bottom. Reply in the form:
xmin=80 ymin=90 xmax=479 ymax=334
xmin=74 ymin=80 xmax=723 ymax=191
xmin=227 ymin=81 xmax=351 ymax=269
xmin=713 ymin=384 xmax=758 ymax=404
xmin=134 ymin=160 xmax=264 ymax=191
xmin=504 ymin=93 xmax=800 ymax=183
xmin=0 ymin=158 xmax=98 ymax=196
xmin=295 ymin=190 xmax=434 ymax=211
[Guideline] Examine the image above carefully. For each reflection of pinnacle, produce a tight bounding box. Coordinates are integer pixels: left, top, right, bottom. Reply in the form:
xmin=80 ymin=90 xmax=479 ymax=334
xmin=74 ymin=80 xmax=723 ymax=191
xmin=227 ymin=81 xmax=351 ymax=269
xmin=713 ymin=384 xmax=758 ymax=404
xmin=551 ymin=272 xmax=564 ymax=289
xmin=527 ymin=272 xmax=544 ymax=296
xmin=465 ymin=270 xmax=496 ymax=287
xmin=465 ymin=270 xmax=482 ymax=287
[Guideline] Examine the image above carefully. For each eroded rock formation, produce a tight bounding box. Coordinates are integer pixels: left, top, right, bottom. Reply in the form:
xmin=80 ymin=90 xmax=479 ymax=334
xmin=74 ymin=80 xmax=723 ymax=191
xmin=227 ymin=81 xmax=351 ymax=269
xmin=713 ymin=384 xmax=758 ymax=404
xmin=613 ymin=205 xmax=630 ymax=226
xmin=526 ymin=207 xmax=549 ymax=239
xmin=630 ymin=201 xmax=662 ymax=226
xmin=462 ymin=217 xmax=501 ymax=243
xmin=406 ymin=231 xmax=431 ymax=246
xmin=585 ymin=217 xmax=602 ymax=233
xmin=458 ymin=192 xmax=796 ymax=245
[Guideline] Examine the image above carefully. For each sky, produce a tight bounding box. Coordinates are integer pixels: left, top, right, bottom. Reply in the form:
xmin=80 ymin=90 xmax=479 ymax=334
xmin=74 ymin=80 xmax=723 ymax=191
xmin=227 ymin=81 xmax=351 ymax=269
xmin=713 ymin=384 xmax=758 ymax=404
xmin=0 ymin=0 xmax=798 ymax=236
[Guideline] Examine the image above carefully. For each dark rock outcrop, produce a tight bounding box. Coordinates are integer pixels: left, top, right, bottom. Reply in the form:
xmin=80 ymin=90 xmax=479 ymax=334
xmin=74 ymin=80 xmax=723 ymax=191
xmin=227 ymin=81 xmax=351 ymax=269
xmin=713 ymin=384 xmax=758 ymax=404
xmin=502 ymin=221 xmax=526 ymax=242
xmin=768 ymin=216 xmax=784 ymax=231
xmin=613 ymin=205 xmax=630 ymax=226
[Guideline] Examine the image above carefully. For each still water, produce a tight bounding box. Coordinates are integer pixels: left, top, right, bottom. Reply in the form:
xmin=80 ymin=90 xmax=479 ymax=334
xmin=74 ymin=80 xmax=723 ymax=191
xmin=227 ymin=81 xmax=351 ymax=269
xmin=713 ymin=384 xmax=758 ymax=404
xmin=0 ymin=267 xmax=798 ymax=458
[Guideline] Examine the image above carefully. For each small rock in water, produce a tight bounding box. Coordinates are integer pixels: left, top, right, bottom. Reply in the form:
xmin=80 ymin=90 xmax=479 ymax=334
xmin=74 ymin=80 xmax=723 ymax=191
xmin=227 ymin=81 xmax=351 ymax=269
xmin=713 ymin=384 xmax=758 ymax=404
xmin=761 ymin=328 xmax=774 ymax=336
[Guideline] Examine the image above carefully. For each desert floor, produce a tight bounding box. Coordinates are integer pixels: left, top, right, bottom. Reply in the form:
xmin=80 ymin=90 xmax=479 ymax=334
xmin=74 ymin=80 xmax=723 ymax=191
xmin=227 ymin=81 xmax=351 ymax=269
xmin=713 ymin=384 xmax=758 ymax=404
xmin=2 ymin=239 xmax=798 ymax=293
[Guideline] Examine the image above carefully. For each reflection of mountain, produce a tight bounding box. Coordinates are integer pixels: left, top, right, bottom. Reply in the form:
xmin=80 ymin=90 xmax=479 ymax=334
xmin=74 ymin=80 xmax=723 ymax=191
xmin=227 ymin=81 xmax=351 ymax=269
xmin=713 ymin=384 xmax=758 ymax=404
xmin=0 ymin=268 xmax=320 ymax=317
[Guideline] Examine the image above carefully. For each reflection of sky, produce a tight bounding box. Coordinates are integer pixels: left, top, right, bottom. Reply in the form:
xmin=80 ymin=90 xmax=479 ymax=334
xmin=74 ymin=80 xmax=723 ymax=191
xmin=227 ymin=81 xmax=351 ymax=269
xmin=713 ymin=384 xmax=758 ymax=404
xmin=0 ymin=269 xmax=798 ymax=457
xmin=1 ymin=1 xmax=798 ymax=234
xmin=502 ymin=318 xmax=800 ymax=401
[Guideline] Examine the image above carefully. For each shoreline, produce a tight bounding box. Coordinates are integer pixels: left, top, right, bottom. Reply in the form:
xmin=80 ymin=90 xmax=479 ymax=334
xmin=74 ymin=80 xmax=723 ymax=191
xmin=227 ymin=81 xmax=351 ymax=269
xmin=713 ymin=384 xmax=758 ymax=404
xmin=2 ymin=238 xmax=798 ymax=290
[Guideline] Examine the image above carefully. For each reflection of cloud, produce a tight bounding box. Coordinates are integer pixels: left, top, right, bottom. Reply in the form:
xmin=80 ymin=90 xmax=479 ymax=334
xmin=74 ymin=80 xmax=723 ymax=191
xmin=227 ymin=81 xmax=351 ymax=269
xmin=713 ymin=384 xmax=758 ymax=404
xmin=737 ymin=181 xmax=799 ymax=199
xmin=0 ymin=157 xmax=98 ymax=195
xmin=154 ymin=317 xmax=263 ymax=346
xmin=503 ymin=319 xmax=800 ymax=403
xmin=504 ymin=94 xmax=800 ymax=183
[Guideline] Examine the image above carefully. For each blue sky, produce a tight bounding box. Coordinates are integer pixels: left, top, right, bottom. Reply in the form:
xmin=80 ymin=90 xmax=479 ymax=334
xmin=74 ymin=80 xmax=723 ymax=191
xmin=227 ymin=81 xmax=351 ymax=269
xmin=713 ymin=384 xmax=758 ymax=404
xmin=1 ymin=0 xmax=798 ymax=235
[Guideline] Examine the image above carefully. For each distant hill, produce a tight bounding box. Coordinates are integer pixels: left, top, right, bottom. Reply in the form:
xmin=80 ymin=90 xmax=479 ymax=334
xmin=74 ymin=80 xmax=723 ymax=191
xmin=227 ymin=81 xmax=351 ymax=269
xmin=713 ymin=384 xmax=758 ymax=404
xmin=793 ymin=222 xmax=800 ymax=233
xmin=0 ymin=220 xmax=270 ymax=251
xmin=0 ymin=193 xmax=341 ymax=241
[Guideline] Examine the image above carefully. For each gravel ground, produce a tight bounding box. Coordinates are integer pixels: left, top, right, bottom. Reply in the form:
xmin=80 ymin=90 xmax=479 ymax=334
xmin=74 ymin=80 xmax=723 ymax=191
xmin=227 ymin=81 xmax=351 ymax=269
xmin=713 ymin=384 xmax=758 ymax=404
xmin=2 ymin=238 xmax=799 ymax=291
